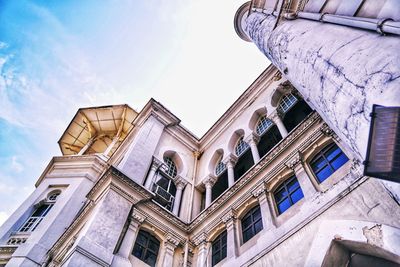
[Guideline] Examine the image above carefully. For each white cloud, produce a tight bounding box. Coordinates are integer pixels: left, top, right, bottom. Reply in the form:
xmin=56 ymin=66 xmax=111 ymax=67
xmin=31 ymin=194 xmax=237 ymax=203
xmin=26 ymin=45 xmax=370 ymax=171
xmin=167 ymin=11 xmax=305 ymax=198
xmin=11 ymin=156 xmax=24 ymax=173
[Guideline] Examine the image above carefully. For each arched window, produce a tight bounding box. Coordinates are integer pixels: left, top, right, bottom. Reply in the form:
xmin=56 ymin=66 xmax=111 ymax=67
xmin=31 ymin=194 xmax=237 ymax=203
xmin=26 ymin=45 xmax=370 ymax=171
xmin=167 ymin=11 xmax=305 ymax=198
xmin=212 ymin=230 xmax=227 ymax=266
xmin=255 ymin=116 xmax=282 ymax=158
xmin=132 ymin=230 xmax=160 ymax=267
xmin=310 ymin=143 xmax=349 ymax=183
xmin=241 ymin=205 xmax=263 ymax=243
xmin=274 ymin=176 xmax=304 ymax=214
xmin=212 ymin=157 xmax=228 ymax=201
xmin=163 ymin=156 xmax=177 ymax=178
xmin=279 ymin=93 xmax=313 ymax=132
xmin=234 ymin=137 xmax=254 ymax=181
xmin=19 ymin=190 xmax=61 ymax=232
xmin=153 ymin=159 xmax=177 ymax=211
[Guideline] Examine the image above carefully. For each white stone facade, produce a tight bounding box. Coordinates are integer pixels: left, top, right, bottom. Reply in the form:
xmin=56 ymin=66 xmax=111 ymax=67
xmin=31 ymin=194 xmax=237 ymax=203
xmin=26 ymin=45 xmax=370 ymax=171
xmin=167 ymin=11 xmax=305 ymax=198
xmin=1 ymin=1 xmax=400 ymax=266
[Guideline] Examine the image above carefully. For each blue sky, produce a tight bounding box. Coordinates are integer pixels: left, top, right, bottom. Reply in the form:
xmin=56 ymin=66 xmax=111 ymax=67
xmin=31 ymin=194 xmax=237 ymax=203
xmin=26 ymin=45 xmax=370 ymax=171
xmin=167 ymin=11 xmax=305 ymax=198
xmin=0 ymin=0 xmax=268 ymax=224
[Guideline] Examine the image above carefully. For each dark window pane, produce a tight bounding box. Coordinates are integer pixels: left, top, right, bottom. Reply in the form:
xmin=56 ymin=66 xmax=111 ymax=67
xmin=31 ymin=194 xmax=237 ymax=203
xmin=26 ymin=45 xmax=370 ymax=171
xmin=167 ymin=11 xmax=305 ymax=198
xmin=242 ymin=216 xmax=252 ymax=229
xmin=331 ymin=153 xmax=349 ymax=170
xmin=132 ymin=230 xmax=159 ymax=266
xmin=156 ymin=176 xmax=169 ymax=190
xmin=254 ymin=220 xmax=263 ymax=233
xmin=290 ymin=188 xmax=304 ymax=204
xmin=243 ymin=228 xmax=253 ymax=242
xmin=326 ymin=145 xmax=341 ymax=161
xmin=148 ymin=240 xmax=159 ymax=252
xmin=132 ymin=245 xmax=143 ymax=258
xmin=32 ymin=204 xmax=50 ymax=217
xmin=311 ymin=157 xmax=327 ymax=171
xmin=275 ymin=188 xmax=288 ymax=202
xmin=145 ymin=252 xmax=157 ymax=267
xmin=277 ymin=198 xmax=291 ymax=214
xmin=253 ymin=207 xmax=261 ymax=220
xmin=316 ymin=165 xmax=333 ymax=182
xmin=287 ymin=179 xmax=300 ymax=192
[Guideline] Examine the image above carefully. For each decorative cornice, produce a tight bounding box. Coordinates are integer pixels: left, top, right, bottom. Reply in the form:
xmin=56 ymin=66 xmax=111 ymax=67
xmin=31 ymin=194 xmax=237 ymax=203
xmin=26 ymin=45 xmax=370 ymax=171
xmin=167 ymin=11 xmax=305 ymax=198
xmin=165 ymin=233 xmax=180 ymax=247
xmin=223 ymin=153 xmax=238 ymax=167
xmin=221 ymin=209 xmax=237 ymax=223
xmin=203 ymin=174 xmax=217 ymax=187
xmin=175 ymin=176 xmax=188 ymax=189
xmin=245 ymin=133 xmax=260 ymax=145
xmin=192 ymin=232 xmax=208 ymax=246
xmin=251 ymin=184 xmax=266 ymax=198
xmin=284 ymin=151 xmax=303 ymax=170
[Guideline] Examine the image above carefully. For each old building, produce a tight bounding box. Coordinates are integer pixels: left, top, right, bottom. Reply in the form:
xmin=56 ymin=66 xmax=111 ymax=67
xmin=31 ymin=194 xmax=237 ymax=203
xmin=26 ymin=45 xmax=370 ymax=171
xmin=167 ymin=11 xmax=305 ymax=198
xmin=0 ymin=0 xmax=399 ymax=266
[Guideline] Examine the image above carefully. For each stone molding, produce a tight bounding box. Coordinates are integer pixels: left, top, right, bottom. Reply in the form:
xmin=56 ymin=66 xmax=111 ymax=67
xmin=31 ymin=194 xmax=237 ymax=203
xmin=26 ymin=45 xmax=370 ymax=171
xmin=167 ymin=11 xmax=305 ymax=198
xmin=192 ymin=232 xmax=208 ymax=246
xmin=251 ymin=184 xmax=266 ymax=198
xmin=165 ymin=232 xmax=180 ymax=248
xmin=221 ymin=209 xmax=237 ymax=224
xmin=202 ymin=174 xmax=217 ymax=187
xmin=245 ymin=133 xmax=261 ymax=145
xmin=284 ymin=151 xmax=303 ymax=170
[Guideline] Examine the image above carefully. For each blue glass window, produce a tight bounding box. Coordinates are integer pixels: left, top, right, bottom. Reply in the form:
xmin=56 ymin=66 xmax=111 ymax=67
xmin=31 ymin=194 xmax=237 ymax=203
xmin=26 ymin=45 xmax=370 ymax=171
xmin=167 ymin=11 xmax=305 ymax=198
xmin=310 ymin=143 xmax=349 ymax=183
xmin=274 ymin=176 xmax=304 ymax=214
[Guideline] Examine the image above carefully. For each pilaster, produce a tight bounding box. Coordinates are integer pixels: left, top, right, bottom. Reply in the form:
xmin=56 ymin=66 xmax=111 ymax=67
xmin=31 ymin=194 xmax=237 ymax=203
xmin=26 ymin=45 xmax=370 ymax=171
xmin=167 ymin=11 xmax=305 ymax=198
xmin=223 ymin=154 xmax=238 ymax=187
xmin=252 ymin=185 xmax=275 ymax=230
xmin=221 ymin=209 xmax=238 ymax=259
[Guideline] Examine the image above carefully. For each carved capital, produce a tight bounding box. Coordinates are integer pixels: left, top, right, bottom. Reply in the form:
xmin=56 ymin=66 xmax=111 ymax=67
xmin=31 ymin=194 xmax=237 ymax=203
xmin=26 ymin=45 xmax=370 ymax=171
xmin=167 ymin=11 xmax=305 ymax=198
xmin=223 ymin=154 xmax=238 ymax=168
xmin=131 ymin=210 xmax=145 ymax=224
xmin=192 ymin=232 xmax=208 ymax=246
xmin=285 ymin=152 xmax=303 ymax=170
xmin=221 ymin=209 xmax=237 ymax=224
xmin=165 ymin=232 xmax=180 ymax=248
xmin=270 ymin=111 xmax=282 ymax=122
xmin=203 ymin=174 xmax=217 ymax=188
xmin=252 ymin=185 xmax=266 ymax=198
xmin=175 ymin=176 xmax=188 ymax=189
xmin=151 ymin=157 xmax=163 ymax=170
xmin=272 ymin=71 xmax=282 ymax=81
xmin=244 ymin=133 xmax=260 ymax=145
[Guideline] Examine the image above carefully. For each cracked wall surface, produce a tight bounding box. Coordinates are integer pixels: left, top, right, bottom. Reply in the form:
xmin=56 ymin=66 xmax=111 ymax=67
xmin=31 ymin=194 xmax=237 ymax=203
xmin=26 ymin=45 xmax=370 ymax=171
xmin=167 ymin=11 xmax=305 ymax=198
xmin=245 ymin=12 xmax=400 ymax=161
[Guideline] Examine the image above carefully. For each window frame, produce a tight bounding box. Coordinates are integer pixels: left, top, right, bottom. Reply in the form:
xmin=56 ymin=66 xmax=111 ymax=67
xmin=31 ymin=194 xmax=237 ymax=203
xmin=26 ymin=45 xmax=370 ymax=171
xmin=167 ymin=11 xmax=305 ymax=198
xmin=273 ymin=175 xmax=304 ymax=215
xmin=234 ymin=136 xmax=250 ymax=157
xmin=215 ymin=156 xmax=226 ymax=177
xmin=255 ymin=115 xmax=274 ymax=136
xmin=278 ymin=93 xmax=298 ymax=114
xmin=163 ymin=156 xmax=178 ymax=178
xmin=19 ymin=203 xmax=54 ymax=232
xmin=309 ymin=142 xmax=349 ymax=183
xmin=241 ymin=205 xmax=263 ymax=243
xmin=211 ymin=230 xmax=227 ymax=266
xmin=132 ymin=229 xmax=160 ymax=267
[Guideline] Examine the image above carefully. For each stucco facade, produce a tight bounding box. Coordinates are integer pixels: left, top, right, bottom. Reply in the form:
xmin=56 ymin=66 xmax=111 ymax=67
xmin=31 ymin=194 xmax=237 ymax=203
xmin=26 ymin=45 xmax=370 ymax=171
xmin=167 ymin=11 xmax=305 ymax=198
xmin=1 ymin=0 xmax=400 ymax=266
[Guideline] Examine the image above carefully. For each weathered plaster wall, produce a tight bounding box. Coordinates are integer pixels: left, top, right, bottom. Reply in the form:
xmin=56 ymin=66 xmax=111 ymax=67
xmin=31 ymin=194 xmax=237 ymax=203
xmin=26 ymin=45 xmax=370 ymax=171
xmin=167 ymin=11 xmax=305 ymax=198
xmin=245 ymin=12 xmax=400 ymax=161
xmin=246 ymin=178 xmax=400 ymax=267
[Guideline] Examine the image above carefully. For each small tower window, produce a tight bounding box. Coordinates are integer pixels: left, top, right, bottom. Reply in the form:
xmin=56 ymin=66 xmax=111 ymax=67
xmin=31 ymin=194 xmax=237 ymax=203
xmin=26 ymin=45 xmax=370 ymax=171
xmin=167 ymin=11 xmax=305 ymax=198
xmin=48 ymin=192 xmax=60 ymax=202
xmin=132 ymin=230 xmax=160 ymax=267
xmin=163 ymin=157 xmax=177 ymax=178
xmin=274 ymin=176 xmax=304 ymax=214
xmin=19 ymin=204 xmax=53 ymax=232
xmin=310 ymin=143 xmax=349 ymax=183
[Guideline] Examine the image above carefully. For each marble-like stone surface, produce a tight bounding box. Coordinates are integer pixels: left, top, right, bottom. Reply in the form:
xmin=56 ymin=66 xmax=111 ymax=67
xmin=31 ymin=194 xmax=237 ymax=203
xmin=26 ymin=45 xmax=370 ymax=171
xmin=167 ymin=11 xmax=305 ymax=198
xmin=245 ymin=12 xmax=400 ymax=161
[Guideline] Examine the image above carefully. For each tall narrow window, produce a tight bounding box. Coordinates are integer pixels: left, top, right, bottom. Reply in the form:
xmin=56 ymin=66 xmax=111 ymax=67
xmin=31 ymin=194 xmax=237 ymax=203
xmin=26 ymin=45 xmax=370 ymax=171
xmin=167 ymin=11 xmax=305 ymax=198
xmin=279 ymin=93 xmax=313 ymax=132
xmin=274 ymin=176 xmax=304 ymax=214
xmin=132 ymin=230 xmax=160 ymax=267
xmin=212 ymin=230 xmax=227 ymax=266
xmin=310 ymin=143 xmax=349 ymax=183
xmin=234 ymin=137 xmax=254 ymax=180
xmin=212 ymin=157 xmax=228 ymax=201
xmin=152 ymin=173 xmax=177 ymax=211
xmin=19 ymin=191 xmax=60 ymax=232
xmin=163 ymin=157 xmax=177 ymax=178
xmin=256 ymin=116 xmax=282 ymax=158
xmin=241 ymin=205 xmax=263 ymax=243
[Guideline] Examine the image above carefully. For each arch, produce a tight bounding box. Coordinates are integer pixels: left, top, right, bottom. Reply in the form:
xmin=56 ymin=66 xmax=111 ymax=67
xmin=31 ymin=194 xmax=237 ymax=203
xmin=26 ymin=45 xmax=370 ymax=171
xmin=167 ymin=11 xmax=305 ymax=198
xmin=227 ymin=129 xmax=245 ymax=154
xmin=47 ymin=189 xmax=62 ymax=202
xmin=270 ymin=80 xmax=293 ymax=107
xmin=208 ymin=149 xmax=224 ymax=174
xmin=160 ymin=149 xmax=186 ymax=176
xmin=236 ymin=197 xmax=260 ymax=220
xmin=208 ymin=223 xmax=227 ymax=243
xmin=248 ymin=106 xmax=268 ymax=131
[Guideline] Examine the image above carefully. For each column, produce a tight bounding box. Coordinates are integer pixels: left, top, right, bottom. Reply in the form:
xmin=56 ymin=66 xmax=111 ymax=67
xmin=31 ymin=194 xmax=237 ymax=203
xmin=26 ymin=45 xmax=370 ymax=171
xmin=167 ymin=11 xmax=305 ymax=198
xmin=222 ymin=210 xmax=238 ymax=259
xmin=194 ymin=233 xmax=208 ymax=267
xmin=173 ymin=178 xmax=187 ymax=216
xmin=144 ymin=157 xmax=163 ymax=190
xmin=224 ymin=155 xmax=237 ymax=187
xmin=203 ymin=176 xmax=215 ymax=208
xmin=162 ymin=234 xmax=179 ymax=267
xmin=245 ymin=133 xmax=261 ymax=162
xmin=252 ymin=186 xmax=275 ymax=230
xmin=111 ymin=212 xmax=145 ymax=267
xmin=285 ymin=153 xmax=317 ymax=199
xmin=271 ymin=113 xmax=288 ymax=138
xmin=234 ymin=4 xmax=400 ymax=161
